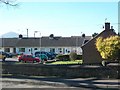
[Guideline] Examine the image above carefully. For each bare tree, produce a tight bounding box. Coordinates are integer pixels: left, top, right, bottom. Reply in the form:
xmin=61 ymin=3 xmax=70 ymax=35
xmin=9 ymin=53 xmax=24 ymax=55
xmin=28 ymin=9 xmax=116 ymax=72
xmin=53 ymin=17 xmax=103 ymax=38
xmin=0 ymin=0 xmax=18 ymax=6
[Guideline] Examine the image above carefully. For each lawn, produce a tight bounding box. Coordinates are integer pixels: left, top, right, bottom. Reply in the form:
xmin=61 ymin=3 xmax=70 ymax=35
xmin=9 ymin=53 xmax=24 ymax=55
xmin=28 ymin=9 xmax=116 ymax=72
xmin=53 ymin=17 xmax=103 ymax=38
xmin=47 ymin=60 xmax=83 ymax=65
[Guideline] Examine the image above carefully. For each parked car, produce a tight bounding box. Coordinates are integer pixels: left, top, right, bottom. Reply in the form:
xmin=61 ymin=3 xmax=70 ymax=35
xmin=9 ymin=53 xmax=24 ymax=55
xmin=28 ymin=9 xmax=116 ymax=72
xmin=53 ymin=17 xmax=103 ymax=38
xmin=48 ymin=52 xmax=57 ymax=59
xmin=4 ymin=52 xmax=13 ymax=58
xmin=35 ymin=51 xmax=55 ymax=60
xmin=36 ymin=54 xmax=48 ymax=63
xmin=18 ymin=54 xmax=41 ymax=63
xmin=36 ymin=54 xmax=48 ymax=60
xmin=0 ymin=51 xmax=6 ymax=61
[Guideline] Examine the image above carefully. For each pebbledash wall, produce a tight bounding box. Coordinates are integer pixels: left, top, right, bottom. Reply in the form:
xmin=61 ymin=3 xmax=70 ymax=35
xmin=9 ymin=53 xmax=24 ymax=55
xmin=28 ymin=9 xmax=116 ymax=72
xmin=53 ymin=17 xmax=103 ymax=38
xmin=2 ymin=63 xmax=119 ymax=79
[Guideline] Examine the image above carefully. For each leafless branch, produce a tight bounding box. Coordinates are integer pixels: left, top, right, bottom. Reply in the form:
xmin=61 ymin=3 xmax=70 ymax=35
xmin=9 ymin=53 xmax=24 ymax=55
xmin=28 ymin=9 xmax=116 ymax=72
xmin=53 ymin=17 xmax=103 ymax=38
xmin=0 ymin=0 xmax=18 ymax=6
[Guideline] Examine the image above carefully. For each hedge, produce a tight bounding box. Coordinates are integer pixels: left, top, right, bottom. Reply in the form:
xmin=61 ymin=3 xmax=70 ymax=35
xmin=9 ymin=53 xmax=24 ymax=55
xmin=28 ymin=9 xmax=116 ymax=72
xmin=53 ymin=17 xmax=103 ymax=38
xmin=56 ymin=54 xmax=82 ymax=61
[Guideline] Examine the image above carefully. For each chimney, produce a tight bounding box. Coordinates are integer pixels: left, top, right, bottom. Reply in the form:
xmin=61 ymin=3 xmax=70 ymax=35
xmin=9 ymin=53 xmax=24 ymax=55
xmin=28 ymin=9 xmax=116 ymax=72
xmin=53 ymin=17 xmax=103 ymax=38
xmin=111 ymin=26 xmax=113 ymax=29
xmin=19 ymin=34 xmax=23 ymax=39
xmin=105 ymin=22 xmax=110 ymax=30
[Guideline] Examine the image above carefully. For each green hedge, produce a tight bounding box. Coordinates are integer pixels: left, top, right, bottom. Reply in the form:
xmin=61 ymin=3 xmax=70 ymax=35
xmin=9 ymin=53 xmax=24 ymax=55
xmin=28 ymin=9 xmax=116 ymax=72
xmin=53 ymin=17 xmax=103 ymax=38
xmin=56 ymin=54 xmax=82 ymax=61
xmin=77 ymin=55 xmax=82 ymax=60
xmin=56 ymin=54 xmax=69 ymax=61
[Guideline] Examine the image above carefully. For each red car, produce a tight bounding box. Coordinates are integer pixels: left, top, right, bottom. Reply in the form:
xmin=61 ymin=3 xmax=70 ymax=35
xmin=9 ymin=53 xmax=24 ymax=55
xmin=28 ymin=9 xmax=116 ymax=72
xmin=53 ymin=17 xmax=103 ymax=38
xmin=18 ymin=55 xmax=41 ymax=63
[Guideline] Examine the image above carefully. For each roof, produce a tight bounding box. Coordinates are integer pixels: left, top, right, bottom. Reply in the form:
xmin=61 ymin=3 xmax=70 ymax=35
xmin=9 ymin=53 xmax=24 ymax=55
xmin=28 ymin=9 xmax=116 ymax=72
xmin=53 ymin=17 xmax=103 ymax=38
xmin=0 ymin=38 xmax=18 ymax=47
xmin=0 ymin=36 xmax=92 ymax=47
xmin=81 ymin=29 xmax=117 ymax=48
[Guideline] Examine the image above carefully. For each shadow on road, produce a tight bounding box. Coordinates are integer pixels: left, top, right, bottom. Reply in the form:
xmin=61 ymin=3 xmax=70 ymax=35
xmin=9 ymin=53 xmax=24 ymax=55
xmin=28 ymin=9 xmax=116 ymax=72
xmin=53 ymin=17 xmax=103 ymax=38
xmin=2 ymin=74 xmax=120 ymax=90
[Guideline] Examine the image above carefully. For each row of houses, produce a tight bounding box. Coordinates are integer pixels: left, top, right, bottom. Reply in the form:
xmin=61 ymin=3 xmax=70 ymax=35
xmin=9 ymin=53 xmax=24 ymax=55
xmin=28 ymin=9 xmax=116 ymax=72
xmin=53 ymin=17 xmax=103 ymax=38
xmin=0 ymin=35 xmax=91 ymax=55
xmin=0 ymin=22 xmax=117 ymax=64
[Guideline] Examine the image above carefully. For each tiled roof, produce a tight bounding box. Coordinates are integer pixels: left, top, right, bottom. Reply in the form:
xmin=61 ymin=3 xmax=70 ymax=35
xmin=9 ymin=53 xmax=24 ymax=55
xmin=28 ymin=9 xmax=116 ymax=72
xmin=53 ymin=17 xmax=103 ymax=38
xmin=0 ymin=38 xmax=18 ymax=47
xmin=0 ymin=36 xmax=92 ymax=47
xmin=81 ymin=29 xmax=116 ymax=48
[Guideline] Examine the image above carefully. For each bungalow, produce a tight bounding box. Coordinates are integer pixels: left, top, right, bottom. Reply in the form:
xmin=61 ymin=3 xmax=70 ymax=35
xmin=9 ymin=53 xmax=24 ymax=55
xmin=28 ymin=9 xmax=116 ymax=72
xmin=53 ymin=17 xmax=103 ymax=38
xmin=0 ymin=36 xmax=91 ymax=55
xmin=81 ymin=22 xmax=117 ymax=64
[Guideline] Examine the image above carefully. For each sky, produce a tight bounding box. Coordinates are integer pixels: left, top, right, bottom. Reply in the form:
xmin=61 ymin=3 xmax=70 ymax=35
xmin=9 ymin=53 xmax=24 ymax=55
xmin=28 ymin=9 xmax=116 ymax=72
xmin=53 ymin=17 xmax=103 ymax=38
xmin=0 ymin=0 xmax=119 ymax=37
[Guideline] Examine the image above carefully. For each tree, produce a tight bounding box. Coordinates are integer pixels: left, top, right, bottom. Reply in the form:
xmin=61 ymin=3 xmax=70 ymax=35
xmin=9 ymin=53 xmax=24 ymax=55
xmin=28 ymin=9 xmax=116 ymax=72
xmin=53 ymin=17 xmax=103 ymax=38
xmin=92 ymin=32 xmax=98 ymax=37
xmin=118 ymin=32 xmax=120 ymax=36
xmin=96 ymin=35 xmax=120 ymax=61
xmin=49 ymin=34 xmax=54 ymax=38
xmin=0 ymin=0 xmax=18 ymax=6
xmin=82 ymin=33 xmax=85 ymax=38
xmin=69 ymin=52 xmax=77 ymax=61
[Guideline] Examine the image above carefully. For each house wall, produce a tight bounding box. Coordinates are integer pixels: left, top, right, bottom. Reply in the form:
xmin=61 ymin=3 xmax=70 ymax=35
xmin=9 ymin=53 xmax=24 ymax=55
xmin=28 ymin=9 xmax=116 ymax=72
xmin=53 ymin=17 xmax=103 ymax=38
xmin=16 ymin=46 xmax=82 ymax=55
xmin=82 ymin=39 xmax=102 ymax=64
xmin=1 ymin=47 xmax=15 ymax=53
xmin=40 ymin=47 xmax=82 ymax=55
xmin=0 ymin=47 xmax=4 ymax=51
xmin=10 ymin=48 xmax=14 ymax=53
xmin=82 ymin=29 xmax=116 ymax=64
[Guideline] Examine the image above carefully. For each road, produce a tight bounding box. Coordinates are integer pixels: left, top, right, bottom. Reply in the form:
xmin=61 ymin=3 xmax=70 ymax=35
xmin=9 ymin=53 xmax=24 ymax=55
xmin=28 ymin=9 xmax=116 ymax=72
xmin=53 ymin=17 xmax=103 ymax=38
xmin=1 ymin=76 xmax=120 ymax=89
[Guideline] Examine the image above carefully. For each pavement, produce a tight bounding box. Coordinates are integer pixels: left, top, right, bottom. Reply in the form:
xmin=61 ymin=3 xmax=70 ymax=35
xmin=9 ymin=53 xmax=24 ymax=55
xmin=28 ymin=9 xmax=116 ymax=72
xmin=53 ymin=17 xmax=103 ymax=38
xmin=0 ymin=57 xmax=18 ymax=62
xmin=1 ymin=75 xmax=120 ymax=89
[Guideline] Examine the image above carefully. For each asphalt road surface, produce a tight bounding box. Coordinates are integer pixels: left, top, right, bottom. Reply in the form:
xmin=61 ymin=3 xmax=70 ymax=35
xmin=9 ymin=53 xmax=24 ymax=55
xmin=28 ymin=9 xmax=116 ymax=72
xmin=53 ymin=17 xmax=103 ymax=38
xmin=1 ymin=76 xmax=120 ymax=90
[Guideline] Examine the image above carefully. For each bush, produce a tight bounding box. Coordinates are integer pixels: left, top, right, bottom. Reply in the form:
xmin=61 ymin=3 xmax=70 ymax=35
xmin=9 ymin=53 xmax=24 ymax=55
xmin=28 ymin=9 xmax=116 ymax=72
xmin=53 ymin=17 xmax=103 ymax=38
xmin=96 ymin=35 xmax=120 ymax=61
xmin=69 ymin=52 xmax=77 ymax=61
xmin=77 ymin=55 xmax=82 ymax=60
xmin=56 ymin=53 xmax=82 ymax=61
xmin=56 ymin=54 xmax=69 ymax=61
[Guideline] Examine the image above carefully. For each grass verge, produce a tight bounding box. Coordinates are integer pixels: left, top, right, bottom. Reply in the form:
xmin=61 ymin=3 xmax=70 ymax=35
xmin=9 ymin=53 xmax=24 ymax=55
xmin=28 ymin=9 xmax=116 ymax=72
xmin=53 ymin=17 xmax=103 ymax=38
xmin=46 ymin=60 xmax=83 ymax=65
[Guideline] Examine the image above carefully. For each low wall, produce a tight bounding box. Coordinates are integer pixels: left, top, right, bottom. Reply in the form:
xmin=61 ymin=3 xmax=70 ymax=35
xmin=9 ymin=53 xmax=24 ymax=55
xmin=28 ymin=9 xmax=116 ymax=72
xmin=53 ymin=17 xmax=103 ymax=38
xmin=2 ymin=63 xmax=119 ymax=79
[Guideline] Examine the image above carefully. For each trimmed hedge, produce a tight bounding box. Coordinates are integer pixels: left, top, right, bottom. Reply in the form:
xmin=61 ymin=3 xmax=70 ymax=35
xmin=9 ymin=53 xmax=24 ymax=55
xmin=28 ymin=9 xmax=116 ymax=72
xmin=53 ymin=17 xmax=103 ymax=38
xmin=56 ymin=54 xmax=82 ymax=61
xmin=56 ymin=54 xmax=69 ymax=61
xmin=77 ymin=55 xmax=82 ymax=60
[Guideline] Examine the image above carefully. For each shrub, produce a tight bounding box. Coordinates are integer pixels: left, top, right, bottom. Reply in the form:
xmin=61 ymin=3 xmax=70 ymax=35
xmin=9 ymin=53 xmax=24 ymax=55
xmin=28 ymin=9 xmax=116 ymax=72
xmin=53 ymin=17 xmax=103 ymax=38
xmin=56 ymin=54 xmax=69 ymax=61
xmin=56 ymin=53 xmax=82 ymax=61
xmin=96 ymin=35 xmax=120 ymax=61
xmin=69 ymin=52 xmax=77 ymax=61
xmin=77 ymin=55 xmax=82 ymax=60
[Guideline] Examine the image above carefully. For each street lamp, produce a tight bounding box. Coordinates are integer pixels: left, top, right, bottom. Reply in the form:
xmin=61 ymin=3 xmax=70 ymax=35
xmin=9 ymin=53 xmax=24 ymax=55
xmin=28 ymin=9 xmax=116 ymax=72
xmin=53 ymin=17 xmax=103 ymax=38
xmin=34 ymin=31 xmax=41 ymax=51
xmin=76 ymin=36 xmax=78 ymax=53
xmin=34 ymin=31 xmax=39 ymax=38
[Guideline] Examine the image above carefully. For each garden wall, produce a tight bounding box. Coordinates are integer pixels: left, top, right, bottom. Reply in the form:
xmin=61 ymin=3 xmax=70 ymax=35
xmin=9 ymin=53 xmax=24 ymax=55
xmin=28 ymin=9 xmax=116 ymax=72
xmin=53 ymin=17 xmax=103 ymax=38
xmin=2 ymin=63 xmax=119 ymax=79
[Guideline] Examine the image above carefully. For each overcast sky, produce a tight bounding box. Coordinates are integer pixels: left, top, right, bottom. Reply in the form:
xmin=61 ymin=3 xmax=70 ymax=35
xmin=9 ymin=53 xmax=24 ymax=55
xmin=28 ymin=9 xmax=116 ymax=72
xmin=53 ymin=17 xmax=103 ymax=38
xmin=0 ymin=0 xmax=119 ymax=37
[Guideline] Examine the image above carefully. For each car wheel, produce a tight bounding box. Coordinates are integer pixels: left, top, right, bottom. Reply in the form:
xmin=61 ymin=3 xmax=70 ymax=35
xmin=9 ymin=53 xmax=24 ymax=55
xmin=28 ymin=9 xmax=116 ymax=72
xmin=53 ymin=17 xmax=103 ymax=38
xmin=2 ymin=57 xmax=6 ymax=62
xmin=33 ymin=60 xmax=36 ymax=63
xmin=19 ymin=59 xmax=22 ymax=62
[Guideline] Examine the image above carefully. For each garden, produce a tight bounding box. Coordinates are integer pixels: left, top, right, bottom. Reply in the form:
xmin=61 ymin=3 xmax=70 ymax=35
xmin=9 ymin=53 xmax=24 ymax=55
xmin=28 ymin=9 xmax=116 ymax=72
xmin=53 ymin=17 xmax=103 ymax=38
xmin=46 ymin=52 xmax=83 ymax=65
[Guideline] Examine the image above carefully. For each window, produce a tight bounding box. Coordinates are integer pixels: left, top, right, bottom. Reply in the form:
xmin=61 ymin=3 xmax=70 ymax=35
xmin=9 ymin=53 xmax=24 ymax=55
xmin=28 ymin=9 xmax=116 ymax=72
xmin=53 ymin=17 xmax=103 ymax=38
xmin=34 ymin=48 xmax=38 ymax=50
xmin=19 ymin=48 xmax=25 ymax=52
xmin=58 ymin=48 xmax=62 ymax=51
xmin=5 ymin=48 xmax=10 ymax=52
